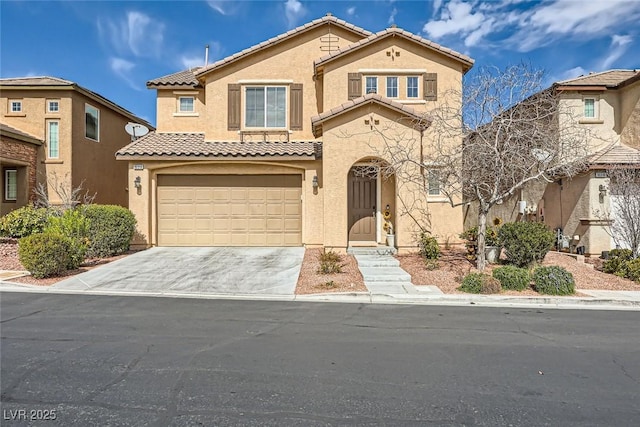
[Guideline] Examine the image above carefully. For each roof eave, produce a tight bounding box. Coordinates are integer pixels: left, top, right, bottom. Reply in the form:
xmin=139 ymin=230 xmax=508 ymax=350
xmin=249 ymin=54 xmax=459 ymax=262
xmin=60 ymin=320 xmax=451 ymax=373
xmin=116 ymin=154 xmax=317 ymax=161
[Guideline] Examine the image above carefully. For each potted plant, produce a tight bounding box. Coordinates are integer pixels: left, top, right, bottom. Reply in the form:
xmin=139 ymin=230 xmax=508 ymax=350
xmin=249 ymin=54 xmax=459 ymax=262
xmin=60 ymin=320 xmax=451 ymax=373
xmin=383 ymin=207 xmax=394 ymax=247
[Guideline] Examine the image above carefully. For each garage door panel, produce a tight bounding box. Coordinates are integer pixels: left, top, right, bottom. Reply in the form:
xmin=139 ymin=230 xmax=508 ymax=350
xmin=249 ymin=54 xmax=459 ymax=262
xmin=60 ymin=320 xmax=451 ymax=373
xmin=158 ymin=174 xmax=301 ymax=247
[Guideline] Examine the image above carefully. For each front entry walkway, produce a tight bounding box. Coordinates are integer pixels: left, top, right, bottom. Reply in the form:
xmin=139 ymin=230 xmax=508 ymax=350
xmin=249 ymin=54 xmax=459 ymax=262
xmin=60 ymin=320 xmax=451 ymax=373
xmin=52 ymin=247 xmax=304 ymax=295
xmin=351 ymin=248 xmax=422 ymax=295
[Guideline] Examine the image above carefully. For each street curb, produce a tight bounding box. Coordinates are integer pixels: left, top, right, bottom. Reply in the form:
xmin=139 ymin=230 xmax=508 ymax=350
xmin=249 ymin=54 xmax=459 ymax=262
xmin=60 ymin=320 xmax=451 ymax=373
xmin=1 ymin=284 xmax=639 ymax=311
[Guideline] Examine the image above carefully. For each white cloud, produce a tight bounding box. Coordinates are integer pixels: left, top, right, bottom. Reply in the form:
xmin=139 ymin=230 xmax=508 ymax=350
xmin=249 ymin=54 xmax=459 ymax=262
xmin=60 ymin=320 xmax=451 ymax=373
xmin=285 ymin=0 xmax=305 ymax=28
xmin=388 ymin=7 xmax=397 ymax=25
xmin=181 ymin=55 xmax=204 ymax=70
xmin=432 ymin=0 xmax=443 ymax=14
xmin=558 ymin=66 xmax=587 ymax=82
xmin=346 ymin=6 xmax=356 ymax=16
xmin=97 ymin=11 xmax=165 ymax=58
xmin=207 ymin=1 xmax=241 ymax=16
xmin=179 ymin=42 xmax=223 ymax=69
xmin=109 ymin=57 xmax=140 ymax=90
xmin=423 ymin=1 xmax=486 ymax=44
xmin=600 ymin=35 xmax=633 ymax=70
xmin=208 ymin=1 xmax=228 ymax=15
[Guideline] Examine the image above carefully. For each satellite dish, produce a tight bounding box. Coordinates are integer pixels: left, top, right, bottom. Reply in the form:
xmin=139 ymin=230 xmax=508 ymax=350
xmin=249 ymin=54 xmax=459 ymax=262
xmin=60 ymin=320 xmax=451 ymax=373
xmin=125 ymin=122 xmax=150 ymax=140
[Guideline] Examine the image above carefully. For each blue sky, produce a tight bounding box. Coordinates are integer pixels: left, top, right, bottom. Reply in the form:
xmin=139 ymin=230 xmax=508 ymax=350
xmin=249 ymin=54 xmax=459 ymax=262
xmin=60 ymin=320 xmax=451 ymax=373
xmin=2 ymin=0 xmax=639 ymax=127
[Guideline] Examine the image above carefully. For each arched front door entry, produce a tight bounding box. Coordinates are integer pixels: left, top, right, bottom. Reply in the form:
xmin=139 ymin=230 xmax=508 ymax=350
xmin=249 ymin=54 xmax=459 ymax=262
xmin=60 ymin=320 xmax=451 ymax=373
xmin=348 ymin=169 xmax=377 ymax=243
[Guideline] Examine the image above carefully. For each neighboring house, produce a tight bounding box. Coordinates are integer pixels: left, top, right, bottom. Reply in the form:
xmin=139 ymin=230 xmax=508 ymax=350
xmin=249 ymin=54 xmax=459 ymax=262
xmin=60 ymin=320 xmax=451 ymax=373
xmin=0 ymin=76 xmax=153 ymax=215
xmin=465 ymin=69 xmax=640 ymax=256
xmin=117 ymin=14 xmax=474 ymax=250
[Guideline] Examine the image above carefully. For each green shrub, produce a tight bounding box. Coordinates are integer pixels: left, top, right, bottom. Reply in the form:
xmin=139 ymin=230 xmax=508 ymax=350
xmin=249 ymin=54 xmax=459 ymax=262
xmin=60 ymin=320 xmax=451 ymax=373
xmin=459 ymin=272 xmax=502 ymax=294
xmin=492 ymin=266 xmax=530 ymax=291
xmin=82 ymin=205 xmax=136 ymax=258
xmin=602 ymin=249 xmax=634 ymax=274
xmin=459 ymin=226 xmax=499 ymax=246
xmin=498 ymin=222 xmax=554 ymax=267
xmin=45 ymin=209 xmax=90 ymax=269
xmin=418 ymin=232 xmax=440 ymax=260
xmin=318 ymin=250 xmax=344 ymax=274
xmin=618 ymin=258 xmax=640 ymax=282
xmin=533 ymin=266 xmax=575 ymax=295
xmin=0 ymin=206 xmax=50 ymax=238
xmin=18 ymin=233 xmax=73 ymax=278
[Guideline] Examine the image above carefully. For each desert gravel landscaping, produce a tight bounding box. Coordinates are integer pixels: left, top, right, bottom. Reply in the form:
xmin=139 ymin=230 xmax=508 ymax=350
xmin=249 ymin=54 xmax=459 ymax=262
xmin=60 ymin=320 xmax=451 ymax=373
xmin=295 ymin=248 xmax=366 ymax=294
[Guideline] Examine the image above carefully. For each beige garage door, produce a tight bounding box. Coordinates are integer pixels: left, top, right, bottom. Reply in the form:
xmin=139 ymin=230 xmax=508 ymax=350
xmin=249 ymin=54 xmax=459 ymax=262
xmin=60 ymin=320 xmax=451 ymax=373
xmin=157 ymin=175 xmax=302 ymax=246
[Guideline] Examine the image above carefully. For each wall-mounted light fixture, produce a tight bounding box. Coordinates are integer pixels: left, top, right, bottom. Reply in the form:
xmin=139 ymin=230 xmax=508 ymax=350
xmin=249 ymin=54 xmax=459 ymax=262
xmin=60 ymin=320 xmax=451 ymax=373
xmin=312 ymin=175 xmax=318 ymax=189
xmin=134 ymin=176 xmax=142 ymax=190
xmin=598 ymin=184 xmax=607 ymax=196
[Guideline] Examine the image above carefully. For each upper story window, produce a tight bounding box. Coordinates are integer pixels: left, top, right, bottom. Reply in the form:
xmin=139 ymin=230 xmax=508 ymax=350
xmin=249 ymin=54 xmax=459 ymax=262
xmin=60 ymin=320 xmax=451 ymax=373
xmin=386 ymin=77 xmax=398 ymax=98
xmin=407 ymin=76 xmax=419 ymax=98
xmin=9 ymin=100 xmax=22 ymax=113
xmin=245 ymin=86 xmax=286 ymax=128
xmin=47 ymin=100 xmax=60 ymax=113
xmin=47 ymin=121 xmax=59 ymax=159
xmin=583 ymin=98 xmax=596 ymax=118
xmin=4 ymin=169 xmax=17 ymax=201
xmin=178 ymin=96 xmax=195 ymax=113
xmin=428 ymin=170 xmax=441 ymax=196
xmin=85 ymin=103 xmax=100 ymax=141
xmin=365 ymin=77 xmax=378 ymax=94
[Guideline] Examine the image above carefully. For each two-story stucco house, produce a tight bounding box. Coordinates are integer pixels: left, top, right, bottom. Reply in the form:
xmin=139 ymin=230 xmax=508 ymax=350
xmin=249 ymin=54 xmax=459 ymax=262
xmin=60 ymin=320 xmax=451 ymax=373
xmin=117 ymin=14 xmax=474 ymax=251
xmin=466 ymin=69 xmax=640 ymax=256
xmin=0 ymin=77 xmax=153 ymax=215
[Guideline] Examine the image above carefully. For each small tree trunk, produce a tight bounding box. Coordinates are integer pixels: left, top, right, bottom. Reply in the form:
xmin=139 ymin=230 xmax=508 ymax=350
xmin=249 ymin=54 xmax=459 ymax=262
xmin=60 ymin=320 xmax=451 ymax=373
xmin=476 ymin=210 xmax=488 ymax=271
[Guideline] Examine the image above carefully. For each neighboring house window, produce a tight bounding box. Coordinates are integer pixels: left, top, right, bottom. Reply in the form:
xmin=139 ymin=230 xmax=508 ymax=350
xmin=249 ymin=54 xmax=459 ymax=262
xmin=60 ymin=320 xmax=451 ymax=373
xmin=47 ymin=121 xmax=59 ymax=158
xmin=5 ymin=169 xmax=17 ymax=201
xmin=178 ymin=96 xmax=195 ymax=113
xmin=386 ymin=77 xmax=398 ymax=98
xmin=245 ymin=86 xmax=286 ymax=128
xmin=47 ymin=100 xmax=59 ymax=113
xmin=10 ymin=100 xmax=22 ymax=113
xmin=366 ymin=77 xmax=378 ymax=94
xmin=428 ymin=170 xmax=441 ymax=196
xmin=85 ymin=104 xmax=100 ymax=141
xmin=583 ymin=98 xmax=596 ymax=118
xmin=407 ymin=76 xmax=419 ymax=98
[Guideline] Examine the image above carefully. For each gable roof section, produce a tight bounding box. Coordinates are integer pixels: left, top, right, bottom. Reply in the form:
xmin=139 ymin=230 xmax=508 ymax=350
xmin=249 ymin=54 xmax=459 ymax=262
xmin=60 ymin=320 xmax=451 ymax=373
xmin=193 ymin=14 xmax=371 ymax=79
xmin=590 ymin=143 xmax=640 ymax=165
xmin=556 ymin=69 xmax=640 ymax=89
xmin=0 ymin=122 xmax=42 ymax=145
xmin=310 ymin=93 xmax=431 ymax=137
xmin=116 ymin=132 xmax=320 ymax=159
xmin=147 ymin=68 xmax=201 ymax=88
xmin=314 ymin=27 xmax=474 ymax=74
xmin=0 ymin=76 xmax=153 ymax=129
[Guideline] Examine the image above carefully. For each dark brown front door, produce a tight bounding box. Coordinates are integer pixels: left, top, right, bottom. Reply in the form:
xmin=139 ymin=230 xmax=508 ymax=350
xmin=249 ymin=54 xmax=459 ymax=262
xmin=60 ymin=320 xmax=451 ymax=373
xmin=348 ymin=171 xmax=376 ymax=242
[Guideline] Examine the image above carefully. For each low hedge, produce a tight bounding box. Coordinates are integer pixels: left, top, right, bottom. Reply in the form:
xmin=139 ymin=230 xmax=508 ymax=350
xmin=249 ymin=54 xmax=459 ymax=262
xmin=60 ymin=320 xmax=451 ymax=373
xmin=18 ymin=233 xmax=73 ymax=278
xmin=498 ymin=221 xmax=554 ymax=267
xmin=492 ymin=266 xmax=530 ymax=291
xmin=533 ymin=266 xmax=575 ymax=295
xmin=0 ymin=206 xmax=50 ymax=238
xmin=459 ymin=272 xmax=502 ymax=294
xmin=82 ymin=205 xmax=136 ymax=258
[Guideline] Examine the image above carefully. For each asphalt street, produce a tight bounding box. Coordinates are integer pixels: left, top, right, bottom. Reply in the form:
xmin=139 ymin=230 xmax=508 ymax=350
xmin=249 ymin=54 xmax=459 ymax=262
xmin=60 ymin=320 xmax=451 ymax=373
xmin=1 ymin=292 xmax=639 ymax=426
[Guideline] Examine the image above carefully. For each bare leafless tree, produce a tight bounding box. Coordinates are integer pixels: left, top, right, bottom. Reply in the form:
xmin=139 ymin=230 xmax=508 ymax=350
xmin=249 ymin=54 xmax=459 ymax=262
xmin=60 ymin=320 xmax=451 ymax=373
xmin=594 ymin=167 xmax=640 ymax=257
xmin=374 ymin=64 xmax=596 ymax=270
xmin=34 ymin=172 xmax=96 ymax=210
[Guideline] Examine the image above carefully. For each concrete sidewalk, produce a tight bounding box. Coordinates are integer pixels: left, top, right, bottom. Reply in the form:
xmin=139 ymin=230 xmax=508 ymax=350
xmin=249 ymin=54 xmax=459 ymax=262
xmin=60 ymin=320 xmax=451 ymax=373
xmin=1 ymin=280 xmax=639 ymax=310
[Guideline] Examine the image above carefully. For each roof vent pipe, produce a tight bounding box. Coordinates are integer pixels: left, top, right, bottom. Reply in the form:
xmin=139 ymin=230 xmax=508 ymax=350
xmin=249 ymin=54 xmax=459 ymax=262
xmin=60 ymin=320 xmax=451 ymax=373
xmin=205 ymin=44 xmax=209 ymax=66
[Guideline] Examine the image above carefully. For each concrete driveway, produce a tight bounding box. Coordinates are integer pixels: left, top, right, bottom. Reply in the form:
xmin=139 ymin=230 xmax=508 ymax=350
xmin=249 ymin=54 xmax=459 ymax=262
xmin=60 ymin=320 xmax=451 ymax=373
xmin=52 ymin=247 xmax=305 ymax=295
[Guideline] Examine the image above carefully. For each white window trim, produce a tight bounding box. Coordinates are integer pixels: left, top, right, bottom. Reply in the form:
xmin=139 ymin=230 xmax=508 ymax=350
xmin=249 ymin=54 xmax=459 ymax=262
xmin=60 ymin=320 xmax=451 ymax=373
xmin=583 ymin=97 xmax=598 ymax=119
xmin=9 ymin=100 xmax=22 ymax=113
xmin=407 ymin=76 xmax=420 ymax=99
xmin=243 ymin=85 xmax=288 ymax=130
xmin=5 ymin=169 xmax=17 ymax=201
xmin=365 ymin=76 xmax=378 ymax=95
xmin=427 ymin=170 xmax=442 ymax=197
xmin=85 ymin=103 xmax=100 ymax=142
xmin=177 ymin=96 xmax=196 ymax=113
xmin=47 ymin=120 xmax=60 ymax=159
xmin=47 ymin=100 xmax=60 ymax=113
xmin=359 ymin=69 xmax=427 ymax=74
xmin=386 ymin=76 xmax=399 ymax=99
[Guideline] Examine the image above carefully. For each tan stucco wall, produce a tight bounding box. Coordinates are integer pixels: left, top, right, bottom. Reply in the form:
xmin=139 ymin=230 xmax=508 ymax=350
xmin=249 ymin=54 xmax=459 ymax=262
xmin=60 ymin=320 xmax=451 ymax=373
xmin=620 ymin=81 xmax=640 ymax=149
xmin=560 ymin=91 xmax=620 ymax=151
xmin=155 ymin=89 xmax=206 ymax=133
xmin=321 ymin=36 xmax=464 ymax=115
xmin=126 ymin=160 xmax=323 ymax=247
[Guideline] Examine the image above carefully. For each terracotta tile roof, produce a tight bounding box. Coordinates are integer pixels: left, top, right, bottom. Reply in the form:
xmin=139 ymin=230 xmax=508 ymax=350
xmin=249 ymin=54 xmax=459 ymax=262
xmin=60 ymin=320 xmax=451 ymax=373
xmin=147 ymin=68 xmax=202 ymax=88
xmin=311 ymin=93 xmax=431 ymax=137
xmin=314 ymin=27 xmax=474 ymax=72
xmin=116 ymin=132 xmax=321 ymax=159
xmin=0 ymin=76 xmax=74 ymax=86
xmin=591 ymin=143 xmax=640 ymax=165
xmin=557 ymin=69 xmax=640 ymax=88
xmin=194 ymin=15 xmax=371 ymax=78
xmin=0 ymin=122 xmax=42 ymax=145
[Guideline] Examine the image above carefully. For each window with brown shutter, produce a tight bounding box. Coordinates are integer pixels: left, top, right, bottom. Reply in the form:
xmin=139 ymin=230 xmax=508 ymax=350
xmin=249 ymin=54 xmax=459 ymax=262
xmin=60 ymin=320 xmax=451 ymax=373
xmin=290 ymin=83 xmax=303 ymax=131
xmin=228 ymin=84 xmax=241 ymax=130
xmin=423 ymin=73 xmax=437 ymax=101
xmin=348 ymin=73 xmax=362 ymax=100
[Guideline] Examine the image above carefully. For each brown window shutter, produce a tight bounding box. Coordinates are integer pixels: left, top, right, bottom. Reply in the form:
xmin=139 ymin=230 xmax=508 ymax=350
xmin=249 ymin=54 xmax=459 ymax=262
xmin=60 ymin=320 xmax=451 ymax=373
xmin=228 ymin=84 xmax=241 ymax=130
xmin=290 ymin=83 xmax=303 ymax=131
xmin=348 ymin=73 xmax=362 ymax=100
xmin=423 ymin=73 xmax=437 ymax=101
